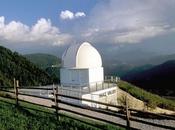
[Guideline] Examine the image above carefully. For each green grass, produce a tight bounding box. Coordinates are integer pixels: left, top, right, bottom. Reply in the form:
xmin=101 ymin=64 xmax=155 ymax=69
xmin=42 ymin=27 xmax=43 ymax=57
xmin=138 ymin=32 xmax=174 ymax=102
xmin=0 ymin=96 xmax=124 ymax=130
xmin=118 ymin=80 xmax=175 ymax=111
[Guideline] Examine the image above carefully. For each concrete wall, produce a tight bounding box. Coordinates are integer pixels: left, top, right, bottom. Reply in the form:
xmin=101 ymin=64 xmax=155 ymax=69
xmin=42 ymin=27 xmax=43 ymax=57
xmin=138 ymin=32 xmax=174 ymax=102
xmin=88 ymin=67 xmax=104 ymax=85
xmin=82 ymin=87 xmax=117 ymax=108
xmin=60 ymin=68 xmax=88 ymax=87
xmin=60 ymin=67 xmax=104 ymax=87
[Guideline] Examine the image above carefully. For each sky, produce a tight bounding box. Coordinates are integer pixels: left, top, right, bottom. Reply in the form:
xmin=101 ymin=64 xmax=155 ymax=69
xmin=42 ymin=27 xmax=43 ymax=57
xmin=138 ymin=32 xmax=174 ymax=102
xmin=0 ymin=0 xmax=175 ymax=59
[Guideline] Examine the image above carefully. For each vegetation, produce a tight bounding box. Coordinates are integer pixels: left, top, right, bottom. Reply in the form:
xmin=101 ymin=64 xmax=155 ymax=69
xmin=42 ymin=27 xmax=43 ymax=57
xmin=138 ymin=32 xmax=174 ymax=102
xmin=45 ymin=67 xmax=60 ymax=83
xmin=24 ymin=53 xmax=61 ymax=83
xmin=0 ymin=96 xmax=124 ymax=130
xmin=104 ymin=60 xmax=154 ymax=77
xmin=122 ymin=60 xmax=175 ymax=96
xmin=0 ymin=45 xmax=53 ymax=88
xmin=118 ymin=80 xmax=175 ymax=111
xmin=24 ymin=53 xmax=61 ymax=69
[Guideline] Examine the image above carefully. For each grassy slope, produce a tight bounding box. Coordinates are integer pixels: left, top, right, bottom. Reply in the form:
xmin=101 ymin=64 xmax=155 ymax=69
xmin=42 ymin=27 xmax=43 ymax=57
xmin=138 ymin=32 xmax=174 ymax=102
xmin=118 ymin=80 xmax=175 ymax=111
xmin=0 ymin=96 xmax=124 ymax=130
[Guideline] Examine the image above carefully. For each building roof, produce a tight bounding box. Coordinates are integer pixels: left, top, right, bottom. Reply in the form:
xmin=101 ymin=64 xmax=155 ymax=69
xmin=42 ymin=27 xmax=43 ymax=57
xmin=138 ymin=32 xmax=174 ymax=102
xmin=62 ymin=42 xmax=102 ymax=68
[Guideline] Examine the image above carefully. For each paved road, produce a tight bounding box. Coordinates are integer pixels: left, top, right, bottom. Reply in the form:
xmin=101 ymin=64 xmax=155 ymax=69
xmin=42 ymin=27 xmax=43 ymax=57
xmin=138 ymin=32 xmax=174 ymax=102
xmin=18 ymin=95 xmax=175 ymax=130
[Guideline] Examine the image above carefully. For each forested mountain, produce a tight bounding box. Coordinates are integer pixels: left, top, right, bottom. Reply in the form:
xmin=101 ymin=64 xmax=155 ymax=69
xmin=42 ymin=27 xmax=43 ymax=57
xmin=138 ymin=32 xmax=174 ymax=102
xmin=24 ymin=53 xmax=61 ymax=83
xmin=122 ymin=60 xmax=175 ymax=96
xmin=0 ymin=45 xmax=53 ymax=87
xmin=24 ymin=53 xmax=61 ymax=69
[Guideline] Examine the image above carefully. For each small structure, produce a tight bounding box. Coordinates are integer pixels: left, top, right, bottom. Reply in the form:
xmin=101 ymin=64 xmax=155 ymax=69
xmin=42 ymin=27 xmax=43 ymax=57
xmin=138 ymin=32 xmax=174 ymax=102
xmin=60 ymin=42 xmax=104 ymax=87
xmin=60 ymin=42 xmax=117 ymax=107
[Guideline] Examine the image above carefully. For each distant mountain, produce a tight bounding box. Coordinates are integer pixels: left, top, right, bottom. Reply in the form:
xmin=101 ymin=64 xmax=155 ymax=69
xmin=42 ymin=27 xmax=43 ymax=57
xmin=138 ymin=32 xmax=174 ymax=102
xmin=24 ymin=53 xmax=61 ymax=83
xmin=104 ymin=52 xmax=175 ymax=77
xmin=102 ymin=48 xmax=158 ymax=66
xmin=102 ymin=49 xmax=158 ymax=76
xmin=104 ymin=63 xmax=134 ymax=76
xmin=24 ymin=53 xmax=61 ymax=69
xmin=0 ymin=46 xmax=53 ymax=87
xmin=120 ymin=53 xmax=175 ymax=66
xmin=122 ymin=60 xmax=175 ymax=96
xmin=139 ymin=54 xmax=175 ymax=66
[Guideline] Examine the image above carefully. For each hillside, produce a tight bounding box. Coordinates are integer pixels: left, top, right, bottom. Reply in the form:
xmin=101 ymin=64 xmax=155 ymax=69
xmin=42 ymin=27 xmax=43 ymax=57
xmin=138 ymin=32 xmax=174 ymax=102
xmin=24 ymin=53 xmax=61 ymax=69
xmin=0 ymin=46 xmax=53 ymax=87
xmin=122 ymin=60 xmax=175 ymax=96
xmin=24 ymin=53 xmax=61 ymax=83
xmin=104 ymin=63 xmax=153 ymax=77
xmin=118 ymin=80 xmax=175 ymax=111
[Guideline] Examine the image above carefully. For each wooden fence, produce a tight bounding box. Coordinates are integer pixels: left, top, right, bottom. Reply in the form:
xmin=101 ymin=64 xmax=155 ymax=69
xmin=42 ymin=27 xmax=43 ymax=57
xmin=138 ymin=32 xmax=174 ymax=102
xmin=0 ymin=81 xmax=175 ymax=130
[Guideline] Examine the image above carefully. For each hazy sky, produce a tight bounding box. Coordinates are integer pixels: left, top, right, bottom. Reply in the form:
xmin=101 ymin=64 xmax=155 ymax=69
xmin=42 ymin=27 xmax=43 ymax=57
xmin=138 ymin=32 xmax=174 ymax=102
xmin=0 ymin=0 xmax=175 ymax=57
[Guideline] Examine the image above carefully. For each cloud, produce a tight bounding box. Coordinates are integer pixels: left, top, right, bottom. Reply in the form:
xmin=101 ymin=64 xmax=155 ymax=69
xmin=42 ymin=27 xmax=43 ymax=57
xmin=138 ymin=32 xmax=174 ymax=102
xmin=75 ymin=12 xmax=86 ymax=18
xmin=1 ymin=0 xmax=175 ymax=55
xmin=0 ymin=16 xmax=72 ymax=47
xmin=113 ymin=26 xmax=170 ymax=43
xmin=79 ymin=0 xmax=175 ymax=44
xmin=0 ymin=16 xmax=5 ymax=28
xmin=60 ymin=10 xmax=74 ymax=20
xmin=60 ymin=10 xmax=86 ymax=20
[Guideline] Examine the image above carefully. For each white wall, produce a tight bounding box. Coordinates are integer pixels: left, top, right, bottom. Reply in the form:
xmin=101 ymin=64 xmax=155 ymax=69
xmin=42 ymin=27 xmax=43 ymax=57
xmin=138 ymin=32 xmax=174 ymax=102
xmin=88 ymin=67 xmax=104 ymax=85
xmin=60 ymin=68 xmax=89 ymax=87
xmin=82 ymin=87 xmax=117 ymax=108
xmin=82 ymin=94 xmax=99 ymax=107
xmin=60 ymin=67 xmax=104 ymax=87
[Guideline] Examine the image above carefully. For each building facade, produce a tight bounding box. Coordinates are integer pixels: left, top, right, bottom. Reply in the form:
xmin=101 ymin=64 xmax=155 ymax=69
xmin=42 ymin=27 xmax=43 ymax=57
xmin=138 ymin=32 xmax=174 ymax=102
xmin=60 ymin=42 xmax=104 ymax=87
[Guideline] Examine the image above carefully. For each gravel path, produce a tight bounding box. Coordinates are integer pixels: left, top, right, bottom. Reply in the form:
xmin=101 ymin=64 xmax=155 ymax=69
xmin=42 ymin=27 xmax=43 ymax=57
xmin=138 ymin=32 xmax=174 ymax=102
xmin=18 ymin=95 xmax=175 ymax=130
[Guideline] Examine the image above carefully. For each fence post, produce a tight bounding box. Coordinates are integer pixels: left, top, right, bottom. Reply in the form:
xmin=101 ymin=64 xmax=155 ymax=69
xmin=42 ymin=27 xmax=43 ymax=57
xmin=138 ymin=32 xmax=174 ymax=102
xmin=13 ymin=78 xmax=16 ymax=102
xmin=126 ymin=95 xmax=130 ymax=130
xmin=14 ymin=79 xmax=19 ymax=106
xmin=53 ymin=85 xmax=59 ymax=120
xmin=96 ymin=83 xmax=97 ymax=91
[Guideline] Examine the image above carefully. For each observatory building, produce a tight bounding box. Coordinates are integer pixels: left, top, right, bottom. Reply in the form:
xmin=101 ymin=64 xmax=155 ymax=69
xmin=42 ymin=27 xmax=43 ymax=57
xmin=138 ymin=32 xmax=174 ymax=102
xmin=60 ymin=42 xmax=117 ymax=107
xmin=60 ymin=42 xmax=104 ymax=87
xmin=19 ymin=42 xmax=118 ymax=108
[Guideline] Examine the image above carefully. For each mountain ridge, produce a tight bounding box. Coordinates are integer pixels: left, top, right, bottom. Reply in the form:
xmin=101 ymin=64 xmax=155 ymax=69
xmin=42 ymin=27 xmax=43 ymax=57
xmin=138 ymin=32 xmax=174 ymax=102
xmin=24 ymin=53 xmax=61 ymax=69
xmin=122 ymin=60 xmax=175 ymax=96
xmin=0 ymin=45 xmax=53 ymax=87
xmin=24 ymin=53 xmax=61 ymax=83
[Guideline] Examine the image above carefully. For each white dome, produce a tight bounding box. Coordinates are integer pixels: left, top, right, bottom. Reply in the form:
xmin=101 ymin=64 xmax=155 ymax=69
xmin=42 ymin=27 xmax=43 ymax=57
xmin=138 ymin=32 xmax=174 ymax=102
xmin=62 ymin=42 xmax=102 ymax=68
